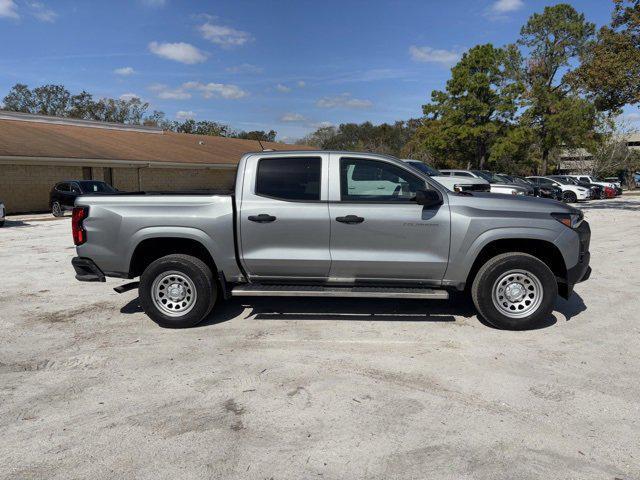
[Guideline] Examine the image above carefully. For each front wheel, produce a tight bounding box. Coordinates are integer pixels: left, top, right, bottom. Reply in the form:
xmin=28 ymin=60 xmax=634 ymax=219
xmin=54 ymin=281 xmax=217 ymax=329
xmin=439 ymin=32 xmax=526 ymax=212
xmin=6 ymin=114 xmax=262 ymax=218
xmin=563 ymin=191 xmax=578 ymax=203
xmin=471 ymin=253 xmax=558 ymax=330
xmin=139 ymin=254 xmax=217 ymax=328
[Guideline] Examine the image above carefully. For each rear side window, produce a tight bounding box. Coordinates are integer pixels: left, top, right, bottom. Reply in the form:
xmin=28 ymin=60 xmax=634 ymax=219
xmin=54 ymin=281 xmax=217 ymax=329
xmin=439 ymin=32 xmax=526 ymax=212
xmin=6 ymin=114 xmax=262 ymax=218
xmin=57 ymin=183 xmax=70 ymax=192
xmin=256 ymin=157 xmax=321 ymax=201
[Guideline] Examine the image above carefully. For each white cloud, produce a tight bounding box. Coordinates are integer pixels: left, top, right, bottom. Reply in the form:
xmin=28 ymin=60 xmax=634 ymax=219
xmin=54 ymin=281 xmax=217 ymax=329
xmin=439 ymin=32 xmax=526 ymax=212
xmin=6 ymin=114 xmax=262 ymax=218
xmin=184 ymin=81 xmax=248 ymax=99
xmin=198 ymin=21 xmax=252 ymax=47
xmin=409 ymin=45 xmax=460 ymax=64
xmin=490 ymin=0 xmax=524 ymax=13
xmin=149 ymin=83 xmax=192 ymax=100
xmin=148 ymin=41 xmax=207 ymax=64
xmin=114 ymin=66 xmax=135 ymax=76
xmin=119 ymin=93 xmax=140 ymax=101
xmin=226 ymin=63 xmax=263 ymax=74
xmin=27 ymin=1 xmax=56 ymax=22
xmin=0 ymin=0 xmax=19 ymax=19
xmin=176 ymin=110 xmax=195 ymax=120
xmin=310 ymin=121 xmax=334 ymax=129
xmin=297 ymin=81 xmax=306 ymax=88
xmin=275 ymin=83 xmax=291 ymax=93
xmin=280 ymin=113 xmax=305 ymax=122
xmin=316 ymin=93 xmax=372 ymax=109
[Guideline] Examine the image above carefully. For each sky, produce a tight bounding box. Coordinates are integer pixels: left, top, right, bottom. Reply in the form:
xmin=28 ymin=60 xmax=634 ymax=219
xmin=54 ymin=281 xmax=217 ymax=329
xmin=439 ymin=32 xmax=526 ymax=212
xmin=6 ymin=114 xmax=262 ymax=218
xmin=0 ymin=0 xmax=630 ymax=142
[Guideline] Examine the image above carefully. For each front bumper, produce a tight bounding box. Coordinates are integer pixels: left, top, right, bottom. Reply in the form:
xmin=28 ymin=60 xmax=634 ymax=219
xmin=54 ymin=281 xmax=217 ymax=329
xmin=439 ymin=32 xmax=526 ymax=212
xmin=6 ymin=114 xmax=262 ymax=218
xmin=72 ymin=257 xmax=106 ymax=282
xmin=559 ymin=221 xmax=591 ymax=298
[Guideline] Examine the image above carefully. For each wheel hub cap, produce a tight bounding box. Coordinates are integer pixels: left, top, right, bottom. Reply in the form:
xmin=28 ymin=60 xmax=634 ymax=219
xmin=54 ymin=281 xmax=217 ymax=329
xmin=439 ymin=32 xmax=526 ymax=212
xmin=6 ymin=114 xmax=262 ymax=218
xmin=491 ymin=269 xmax=544 ymax=319
xmin=151 ymin=271 xmax=197 ymax=317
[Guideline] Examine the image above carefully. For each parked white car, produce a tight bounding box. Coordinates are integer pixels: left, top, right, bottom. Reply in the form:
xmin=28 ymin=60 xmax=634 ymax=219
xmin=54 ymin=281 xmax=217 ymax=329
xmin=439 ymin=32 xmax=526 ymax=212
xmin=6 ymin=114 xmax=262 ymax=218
xmin=526 ymin=176 xmax=591 ymax=203
xmin=402 ymin=160 xmax=490 ymax=192
xmin=440 ymin=169 xmax=529 ymax=195
xmin=568 ymin=175 xmax=620 ymax=194
xmin=0 ymin=200 xmax=5 ymax=227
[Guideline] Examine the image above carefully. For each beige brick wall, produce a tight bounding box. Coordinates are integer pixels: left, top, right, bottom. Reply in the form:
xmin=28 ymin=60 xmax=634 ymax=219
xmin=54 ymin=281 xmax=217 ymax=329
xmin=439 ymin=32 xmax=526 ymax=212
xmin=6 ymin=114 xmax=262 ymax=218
xmin=140 ymin=167 xmax=236 ymax=191
xmin=0 ymin=163 xmax=237 ymax=214
xmin=0 ymin=164 xmax=84 ymax=214
xmin=112 ymin=167 xmax=140 ymax=192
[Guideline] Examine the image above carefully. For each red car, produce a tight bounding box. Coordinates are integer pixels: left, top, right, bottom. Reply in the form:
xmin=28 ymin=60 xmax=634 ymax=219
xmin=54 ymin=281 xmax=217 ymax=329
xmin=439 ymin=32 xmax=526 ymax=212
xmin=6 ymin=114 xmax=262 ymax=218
xmin=604 ymin=186 xmax=616 ymax=198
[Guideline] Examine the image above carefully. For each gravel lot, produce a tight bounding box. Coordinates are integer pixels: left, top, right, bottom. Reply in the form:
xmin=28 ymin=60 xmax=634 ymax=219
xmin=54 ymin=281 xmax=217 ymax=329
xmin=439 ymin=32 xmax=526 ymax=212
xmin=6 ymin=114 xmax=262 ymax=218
xmin=1 ymin=197 xmax=639 ymax=480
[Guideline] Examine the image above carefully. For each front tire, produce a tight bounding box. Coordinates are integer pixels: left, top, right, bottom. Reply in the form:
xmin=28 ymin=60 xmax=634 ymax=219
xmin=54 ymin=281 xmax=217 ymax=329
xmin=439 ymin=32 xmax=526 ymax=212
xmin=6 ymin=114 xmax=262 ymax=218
xmin=471 ymin=253 xmax=558 ymax=330
xmin=563 ymin=191 xmax=578 ymax=203
xmin=139 ymin=254 xmax=217 ymax=328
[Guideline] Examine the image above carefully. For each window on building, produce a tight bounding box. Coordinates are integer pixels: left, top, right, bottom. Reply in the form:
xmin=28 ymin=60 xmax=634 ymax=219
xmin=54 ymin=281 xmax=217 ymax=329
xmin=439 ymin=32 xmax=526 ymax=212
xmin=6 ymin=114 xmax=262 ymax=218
xmin=255 ymin=157 xmax=321 ymax=201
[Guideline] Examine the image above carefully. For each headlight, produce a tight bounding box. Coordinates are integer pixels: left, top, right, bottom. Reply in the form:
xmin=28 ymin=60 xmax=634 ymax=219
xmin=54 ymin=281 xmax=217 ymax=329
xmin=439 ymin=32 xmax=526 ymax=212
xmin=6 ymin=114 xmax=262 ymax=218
xmin=551 ymin=211 xmax=584 ymax=229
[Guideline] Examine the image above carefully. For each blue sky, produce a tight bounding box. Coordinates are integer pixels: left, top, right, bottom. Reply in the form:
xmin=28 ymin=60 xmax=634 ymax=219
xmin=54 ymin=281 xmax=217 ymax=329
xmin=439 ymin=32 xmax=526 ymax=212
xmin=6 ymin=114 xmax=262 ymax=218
xmin=0 ymin=0 xmax=628 ymax=141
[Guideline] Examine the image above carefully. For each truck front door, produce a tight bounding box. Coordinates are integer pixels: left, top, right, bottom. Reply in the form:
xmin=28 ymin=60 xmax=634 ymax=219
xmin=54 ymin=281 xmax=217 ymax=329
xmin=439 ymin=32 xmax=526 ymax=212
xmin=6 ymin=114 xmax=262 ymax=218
xmin=239 ymin=154 xmax=331 ymax=280
xmin=327 ymin=155 xmax=450 ymax=284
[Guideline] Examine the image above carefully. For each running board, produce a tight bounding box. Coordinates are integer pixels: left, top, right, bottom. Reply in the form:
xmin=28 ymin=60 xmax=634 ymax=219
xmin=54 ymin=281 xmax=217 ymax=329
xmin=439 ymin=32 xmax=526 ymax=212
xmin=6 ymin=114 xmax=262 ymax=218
xmin=231 ymin=284 xmax=449 ymax=300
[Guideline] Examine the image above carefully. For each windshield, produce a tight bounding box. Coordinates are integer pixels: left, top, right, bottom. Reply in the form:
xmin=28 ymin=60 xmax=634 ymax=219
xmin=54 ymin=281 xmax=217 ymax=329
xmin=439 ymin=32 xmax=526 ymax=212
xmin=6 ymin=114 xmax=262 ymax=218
xmin=471 ymin=170 xmax=503 ymax=184
xmin=549 ymin=177 xmax=571 ymax=185
xmin=406 ymin=162 xmax=441 ymax=176
xmin=79 ymin=181 xmax=116 ymax=193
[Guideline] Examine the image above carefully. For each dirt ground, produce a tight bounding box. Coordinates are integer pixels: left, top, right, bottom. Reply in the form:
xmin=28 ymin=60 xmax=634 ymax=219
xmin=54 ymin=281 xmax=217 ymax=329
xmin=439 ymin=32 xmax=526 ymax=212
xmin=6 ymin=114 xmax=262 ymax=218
xmin=1 ymin=198 xmax=639 ymax=480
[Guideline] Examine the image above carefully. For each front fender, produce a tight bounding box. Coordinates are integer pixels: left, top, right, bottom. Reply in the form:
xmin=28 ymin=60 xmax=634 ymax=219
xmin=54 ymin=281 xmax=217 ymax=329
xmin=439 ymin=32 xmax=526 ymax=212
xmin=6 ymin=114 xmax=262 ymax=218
xmin=443 ymin=225 xmax=569 ymax=286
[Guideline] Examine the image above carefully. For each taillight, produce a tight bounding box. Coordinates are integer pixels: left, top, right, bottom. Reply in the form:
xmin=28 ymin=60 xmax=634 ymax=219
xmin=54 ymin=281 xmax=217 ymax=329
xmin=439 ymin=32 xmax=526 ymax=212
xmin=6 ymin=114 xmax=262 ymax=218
xmin=72 ymin=206 xmax=89 ymax=245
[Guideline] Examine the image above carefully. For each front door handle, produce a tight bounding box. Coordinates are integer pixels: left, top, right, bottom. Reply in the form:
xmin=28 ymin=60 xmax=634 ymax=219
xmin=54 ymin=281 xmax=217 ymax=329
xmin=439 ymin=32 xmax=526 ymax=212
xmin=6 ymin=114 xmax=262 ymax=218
xmin=336 ymin=215 xmax=364 ymax=224
xmin=248 ymin=214 xmax=276 ymax=223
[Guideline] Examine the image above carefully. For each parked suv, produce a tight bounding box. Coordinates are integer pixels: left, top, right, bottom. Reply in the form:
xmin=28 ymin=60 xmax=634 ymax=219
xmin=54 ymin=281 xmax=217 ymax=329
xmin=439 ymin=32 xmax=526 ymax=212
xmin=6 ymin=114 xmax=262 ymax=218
xmin=568 ymin=175 xmax=621 ymax=196
xmin=50 ymin=180 xmax=117 ymax=217
xmin=402 ymin=160 xmax=490 ymax=192
xmin=440 ymin=169 xmax=530 ymax=195
xmin=550 ymin=175 xmax=604 ymax=200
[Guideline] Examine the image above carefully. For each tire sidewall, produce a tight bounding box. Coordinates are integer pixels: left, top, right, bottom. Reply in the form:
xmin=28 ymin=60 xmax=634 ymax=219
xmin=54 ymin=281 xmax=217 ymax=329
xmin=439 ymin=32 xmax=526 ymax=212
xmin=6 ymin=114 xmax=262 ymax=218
xmin=52 ymin=202 xmax=63 ymax=217
xmin=564 ymin=191 xmax=577 ymax=203
xmin=473 ymin=254 xmax=558 ymax=330
xmin=139 ymin=255 xmax=216 ymax=328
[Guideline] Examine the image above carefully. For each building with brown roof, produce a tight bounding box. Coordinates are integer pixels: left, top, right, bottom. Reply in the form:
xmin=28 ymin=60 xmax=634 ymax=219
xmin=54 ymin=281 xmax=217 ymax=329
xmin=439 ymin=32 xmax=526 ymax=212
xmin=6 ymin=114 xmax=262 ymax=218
xmin=0 ymin=111 xmax=308 ymax=214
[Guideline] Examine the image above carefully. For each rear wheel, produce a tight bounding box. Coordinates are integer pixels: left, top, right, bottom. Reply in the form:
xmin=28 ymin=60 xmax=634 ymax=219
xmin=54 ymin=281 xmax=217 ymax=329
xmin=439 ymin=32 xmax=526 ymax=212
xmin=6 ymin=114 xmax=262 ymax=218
xmin=563 ymin=191 xmax=577 ymax=203
xmin=52 ymin=201 xmax=63 ymax=217
xmin=139 ymin=254 xmax=217 ymax=328
xmin=471 ymin=253 xmax=558 ymax=330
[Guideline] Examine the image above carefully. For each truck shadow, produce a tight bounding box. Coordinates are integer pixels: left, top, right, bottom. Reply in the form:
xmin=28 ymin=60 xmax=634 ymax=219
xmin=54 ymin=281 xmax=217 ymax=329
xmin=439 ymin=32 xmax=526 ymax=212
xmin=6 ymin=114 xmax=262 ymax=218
xmin=120 ymin=291 xmax=586 ymax=330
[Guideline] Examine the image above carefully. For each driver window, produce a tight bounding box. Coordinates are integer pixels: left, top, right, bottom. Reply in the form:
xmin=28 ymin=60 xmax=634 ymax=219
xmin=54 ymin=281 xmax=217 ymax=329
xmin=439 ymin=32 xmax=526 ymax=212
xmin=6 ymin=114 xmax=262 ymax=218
xmin=340 ymin=157 xmax=425 ymax=202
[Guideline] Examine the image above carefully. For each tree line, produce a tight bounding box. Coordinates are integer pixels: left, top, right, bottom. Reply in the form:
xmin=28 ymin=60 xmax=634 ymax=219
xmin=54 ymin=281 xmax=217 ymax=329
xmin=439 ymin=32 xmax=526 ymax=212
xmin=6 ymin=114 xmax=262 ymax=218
xmin=301 ymin=1 xmax=640 ymax=184
xmin=1 ymin=83 xmax=277 ymax=142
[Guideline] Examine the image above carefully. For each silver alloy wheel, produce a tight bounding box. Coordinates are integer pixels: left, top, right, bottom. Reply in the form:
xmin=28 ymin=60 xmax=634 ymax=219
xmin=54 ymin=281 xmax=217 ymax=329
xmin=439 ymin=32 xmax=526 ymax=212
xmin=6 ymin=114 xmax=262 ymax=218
xmin=52 ymin=202 xmax=62 ymax=216
xmin=491 ymin=269 xmax=544 ymax=319
xmin=151 ymin=270 xmax=197 ymax=317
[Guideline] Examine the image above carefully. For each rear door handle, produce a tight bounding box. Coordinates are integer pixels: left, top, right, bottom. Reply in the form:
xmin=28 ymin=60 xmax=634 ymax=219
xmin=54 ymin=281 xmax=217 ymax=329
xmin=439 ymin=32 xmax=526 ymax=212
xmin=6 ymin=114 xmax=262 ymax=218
xmin=336 ymin=215 xmax=364 ymax=224
xmin=248 ymin=214 xmax=276 ymax=223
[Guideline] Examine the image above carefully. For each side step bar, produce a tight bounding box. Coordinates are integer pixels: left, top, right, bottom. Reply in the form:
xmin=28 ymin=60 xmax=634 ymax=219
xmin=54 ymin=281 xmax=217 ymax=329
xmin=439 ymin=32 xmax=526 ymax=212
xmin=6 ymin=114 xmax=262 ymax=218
xmin=231 ymin=284 xmax=449 ymax=300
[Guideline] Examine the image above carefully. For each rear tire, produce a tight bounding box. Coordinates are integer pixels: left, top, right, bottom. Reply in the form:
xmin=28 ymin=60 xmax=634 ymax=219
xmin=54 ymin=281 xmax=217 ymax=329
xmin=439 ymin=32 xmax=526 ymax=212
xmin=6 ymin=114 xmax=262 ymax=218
xmin=139 ymin=254 xmax=217 ymax=328
xmin=52 ymin=201 xmax=63 ymax=217
xmin=563 ymin=191 xmax=578 ymax=203
xmin=471 ymin=253 xmax=558 ymax=330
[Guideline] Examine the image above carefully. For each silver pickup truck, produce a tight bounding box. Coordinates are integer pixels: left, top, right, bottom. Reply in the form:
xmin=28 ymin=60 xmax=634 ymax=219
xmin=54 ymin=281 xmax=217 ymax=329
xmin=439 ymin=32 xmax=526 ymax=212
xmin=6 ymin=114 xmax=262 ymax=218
xmin=71 ymin=150 xmax=591 ymax=330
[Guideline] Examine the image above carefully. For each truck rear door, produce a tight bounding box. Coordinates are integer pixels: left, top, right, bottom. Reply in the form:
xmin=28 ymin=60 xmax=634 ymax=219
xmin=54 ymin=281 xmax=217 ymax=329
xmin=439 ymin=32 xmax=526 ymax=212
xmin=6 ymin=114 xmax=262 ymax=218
xmin=238 ymin=154 xmax=331 ymax=280
xmin=327 ymin=154 xmax=450 ymax=283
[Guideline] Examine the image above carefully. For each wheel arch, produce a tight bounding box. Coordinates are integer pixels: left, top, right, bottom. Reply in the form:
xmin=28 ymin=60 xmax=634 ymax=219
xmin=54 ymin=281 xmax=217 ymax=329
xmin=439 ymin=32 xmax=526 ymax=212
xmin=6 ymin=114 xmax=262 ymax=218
xmin=128 ymin=229 xmax=219 ymax=278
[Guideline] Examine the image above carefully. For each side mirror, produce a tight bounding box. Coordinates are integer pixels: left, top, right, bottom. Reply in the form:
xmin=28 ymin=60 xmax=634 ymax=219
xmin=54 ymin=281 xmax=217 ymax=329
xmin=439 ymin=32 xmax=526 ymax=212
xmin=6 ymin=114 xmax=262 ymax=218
xmin=414 ymin=189 xmax=443 ymax=207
